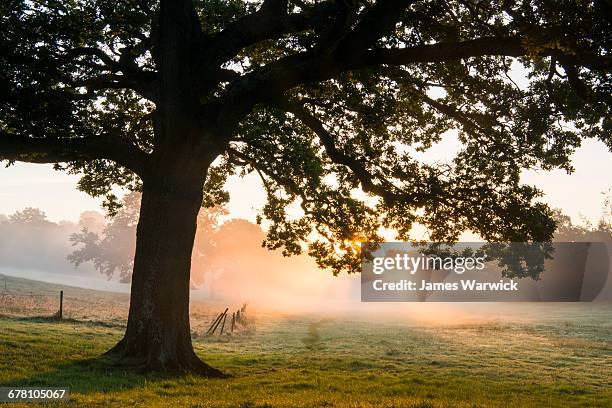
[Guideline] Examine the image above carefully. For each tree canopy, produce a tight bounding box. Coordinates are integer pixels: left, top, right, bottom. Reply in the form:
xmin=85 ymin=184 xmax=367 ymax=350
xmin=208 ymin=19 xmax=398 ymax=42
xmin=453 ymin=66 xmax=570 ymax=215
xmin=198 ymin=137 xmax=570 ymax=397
xmin=2 ymin=0 xmax=610 ymax=275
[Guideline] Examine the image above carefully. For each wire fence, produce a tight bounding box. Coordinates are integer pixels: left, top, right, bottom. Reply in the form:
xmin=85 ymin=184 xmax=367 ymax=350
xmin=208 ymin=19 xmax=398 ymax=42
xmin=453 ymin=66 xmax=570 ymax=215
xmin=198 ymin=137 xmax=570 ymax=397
xmin=0 ymin=277 xmax=252 ymax=336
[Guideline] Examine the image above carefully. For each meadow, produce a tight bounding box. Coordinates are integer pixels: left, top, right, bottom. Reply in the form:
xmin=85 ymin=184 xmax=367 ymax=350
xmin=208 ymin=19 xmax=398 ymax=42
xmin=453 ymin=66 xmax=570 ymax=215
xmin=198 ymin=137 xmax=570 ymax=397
xmin=0 ymin=274 xmax=611 ymax=407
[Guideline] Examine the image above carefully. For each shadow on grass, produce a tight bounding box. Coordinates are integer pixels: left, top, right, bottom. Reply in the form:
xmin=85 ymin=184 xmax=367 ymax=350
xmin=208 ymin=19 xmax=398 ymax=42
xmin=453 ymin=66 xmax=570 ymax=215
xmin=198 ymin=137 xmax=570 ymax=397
xmin=0 ymin=315 xmax=180 ymax=395
xmin=0 ymin=353 xmax=186 ymax=394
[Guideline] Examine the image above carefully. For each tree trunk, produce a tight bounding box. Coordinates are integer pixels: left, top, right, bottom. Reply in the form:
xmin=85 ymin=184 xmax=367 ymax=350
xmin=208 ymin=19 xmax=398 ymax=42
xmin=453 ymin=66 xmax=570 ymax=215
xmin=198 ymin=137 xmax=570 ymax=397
xmin=104 ymin=0 xmax=224 ymax=375
xmin=107 ymin=178 xmax=225 ymax=377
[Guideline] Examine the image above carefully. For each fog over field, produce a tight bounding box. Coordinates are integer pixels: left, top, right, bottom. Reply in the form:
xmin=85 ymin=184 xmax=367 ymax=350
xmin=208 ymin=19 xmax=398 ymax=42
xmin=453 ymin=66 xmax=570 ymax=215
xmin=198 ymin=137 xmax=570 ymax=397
xmin=0 ymin=204 xmax=363 ymax=313
xmin=1 ymin=188 xmax=611 ymax=324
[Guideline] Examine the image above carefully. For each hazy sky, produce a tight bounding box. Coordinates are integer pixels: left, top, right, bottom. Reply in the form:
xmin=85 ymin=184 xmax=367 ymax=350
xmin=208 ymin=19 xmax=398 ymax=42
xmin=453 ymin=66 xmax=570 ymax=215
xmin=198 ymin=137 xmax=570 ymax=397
xmin=0 ymin=138 xmax=610 ymax=225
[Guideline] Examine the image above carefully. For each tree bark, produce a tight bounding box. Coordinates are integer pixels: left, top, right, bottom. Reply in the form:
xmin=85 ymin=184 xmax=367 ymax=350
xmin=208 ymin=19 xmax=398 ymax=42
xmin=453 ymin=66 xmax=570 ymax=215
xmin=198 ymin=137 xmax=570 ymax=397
xmin=107 ymin=176 xmax=225 ymax=377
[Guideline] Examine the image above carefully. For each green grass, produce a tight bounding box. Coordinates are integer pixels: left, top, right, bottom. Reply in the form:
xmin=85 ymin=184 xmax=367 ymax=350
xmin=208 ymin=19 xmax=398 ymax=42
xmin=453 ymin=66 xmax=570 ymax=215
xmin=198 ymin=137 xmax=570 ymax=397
xmin=1 ymin=275 xmax=611 ymax=407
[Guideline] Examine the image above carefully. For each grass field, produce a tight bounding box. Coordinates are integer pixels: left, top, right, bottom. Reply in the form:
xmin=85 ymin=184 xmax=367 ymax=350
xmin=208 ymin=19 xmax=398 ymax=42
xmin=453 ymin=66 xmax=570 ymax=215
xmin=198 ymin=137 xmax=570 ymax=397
xmin=1 ymin=274 xmax=611 ymax=407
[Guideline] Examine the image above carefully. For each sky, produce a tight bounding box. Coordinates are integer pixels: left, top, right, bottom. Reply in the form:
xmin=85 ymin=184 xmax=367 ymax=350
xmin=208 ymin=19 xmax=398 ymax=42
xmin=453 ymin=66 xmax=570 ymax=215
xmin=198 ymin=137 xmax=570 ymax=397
xmin=0 ymin=137 xmax=610 ymax=225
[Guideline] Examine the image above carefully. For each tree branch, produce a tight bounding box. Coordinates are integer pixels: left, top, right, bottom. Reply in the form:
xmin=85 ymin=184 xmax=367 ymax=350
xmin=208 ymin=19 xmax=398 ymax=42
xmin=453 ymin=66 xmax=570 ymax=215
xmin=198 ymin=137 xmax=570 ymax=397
xmin=68 ymin=73 xmax=157 ymax=101
xmin=277 ymin=98 xmax=405 ymax=205
xmin=214 ymin=35 xmax=523 ymax=136
xmin=63 ymin=47 xmax=158 ymax=101
xmin=358 ymin=35 xmax=525 ymax=66
xmin=202 ymin=0 xmax=336 ymax=67
xmin=214 ymin=16 xmax=606 ymax=144
xmin=64 ymin=47 xmax=122 ymax=72
xmin=336 ymin=0 xmax=413 ymax=57
xmin=0 ymin=131 xmax=149 ymax=176
xmin=227 ymin=145 xmax=318 ymax=216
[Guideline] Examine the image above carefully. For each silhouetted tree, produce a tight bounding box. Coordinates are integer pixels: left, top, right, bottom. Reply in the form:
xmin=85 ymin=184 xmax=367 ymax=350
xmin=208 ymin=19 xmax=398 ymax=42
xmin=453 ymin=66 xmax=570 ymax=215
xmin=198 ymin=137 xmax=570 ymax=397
xmin=77 ymin=211 xmax=106 ymax=235
xmin=8 ymin=208 xmax=52 ymax=226
xmin=1 ymin=0 xmax=610 ymax=374
xmin=69 ymin=192 xmax=227 ymax=284
xmin=553 ymin=190 xmax=612 ymax=242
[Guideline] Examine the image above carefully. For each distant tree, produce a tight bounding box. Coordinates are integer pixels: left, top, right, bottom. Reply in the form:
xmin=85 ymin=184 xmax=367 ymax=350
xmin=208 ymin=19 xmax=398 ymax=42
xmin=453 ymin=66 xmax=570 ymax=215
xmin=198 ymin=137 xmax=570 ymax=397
xmin=188 ymin=218 xmax=270 ymax=298
xmin=77 ymin=211 xmax=106 ymax=235
xmin=1 ymin=0 xmax=610 ymax=374
xmin=598 ymin=189 xmax=612 ymax=236
xmin=205 ymin=218 xmax=272 ymax=276
xmin=0 ymin=207 xmax=98 ymax=274
xmin=552 ymin=190 xmax=612 ymax=242
xmin=68 ymin=193 xmax=139 ymax=283
xmin=8 ymin=208 xmax=52 ymax=227
xmin=69 ymin=192 xmax=227 ymax=284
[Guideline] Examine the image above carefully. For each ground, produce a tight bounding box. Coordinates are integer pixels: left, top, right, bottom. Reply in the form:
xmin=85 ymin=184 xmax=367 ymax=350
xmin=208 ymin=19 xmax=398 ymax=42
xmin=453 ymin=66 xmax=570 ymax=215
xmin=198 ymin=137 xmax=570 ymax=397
xmin=0 ymin=274 xmax=611 ymax=407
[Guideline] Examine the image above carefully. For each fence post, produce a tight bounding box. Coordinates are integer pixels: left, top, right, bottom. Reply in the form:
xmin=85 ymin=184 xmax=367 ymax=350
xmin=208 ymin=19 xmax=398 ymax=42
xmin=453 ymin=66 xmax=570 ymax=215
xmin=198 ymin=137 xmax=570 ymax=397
xmin=210 ymin=308 xmax=229 ymax=335
xmin=59 ymin=290 xmax=63 ymax=319
xmin=220 ymin=312 xmax=227 ymax=335
xmin=206 ymin=311 xmax=224 ymax=334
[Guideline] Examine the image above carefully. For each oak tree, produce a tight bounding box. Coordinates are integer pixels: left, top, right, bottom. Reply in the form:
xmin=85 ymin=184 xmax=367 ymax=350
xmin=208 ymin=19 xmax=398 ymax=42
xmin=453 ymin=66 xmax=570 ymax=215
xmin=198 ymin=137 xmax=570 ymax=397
xmin=1 ymin=0 xmax=610 ymax=374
